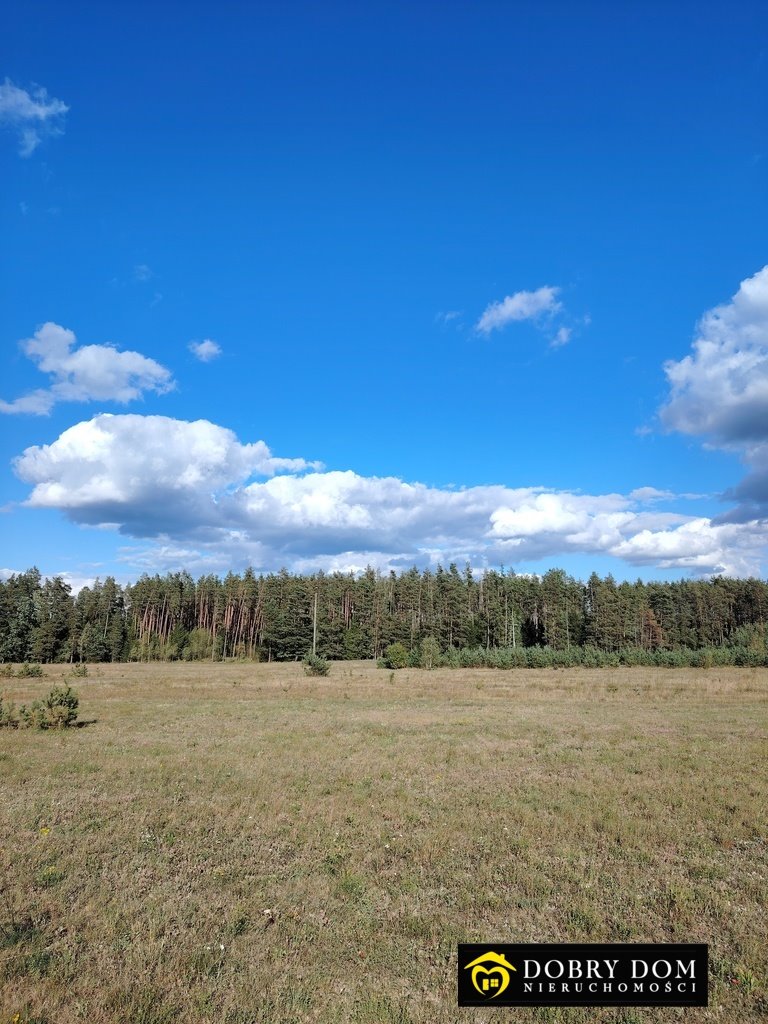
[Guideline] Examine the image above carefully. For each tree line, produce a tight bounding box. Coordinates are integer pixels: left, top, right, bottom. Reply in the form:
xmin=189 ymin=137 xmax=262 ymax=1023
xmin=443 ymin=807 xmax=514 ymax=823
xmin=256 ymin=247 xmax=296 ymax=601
xmin=2 ymin=565 xmax=768 ymax=665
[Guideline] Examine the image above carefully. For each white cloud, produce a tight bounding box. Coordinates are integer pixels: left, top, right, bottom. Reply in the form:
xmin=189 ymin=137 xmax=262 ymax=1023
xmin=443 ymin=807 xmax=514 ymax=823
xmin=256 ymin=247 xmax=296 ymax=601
xmin=476 ymin=286 xmax=561 ymax=334
xmin=13 ymin=414 xmax=767 ymax=577
xmin=630 ymin=486 xmax=676 ymax=503
xmin=0 ymin=79 xmax=68 ymax=156
xmin=0 ymin=567 xmax=94 ymax=595
xmin=49 ymin=572 xmax=95 ymax=596
xmin=609 ymin=519 xmax=765 ymax=577
xmin=133 ymin=264 xmax=152 ymax=282
xmin=661 ymin=266 xmax=768 ymax=444
xmin=475 ymin=285 xmax=581 ymax=349
xmin=0 ymin=322 xmax=174 ymax=415
xmin=435 ymin=310 xmax=463 ymax=329
xmin=15 ymin=414 xmax=319 ymax=524
xmin=489 ymin=492 xmax=625 ymax=540
xmin=659 ymin=266 xmax=768 ymax=521
xmin=189 ymin=339 xmax=222 ymax=362
xmin=551 ymin=326 xmax=572 ymax=348
xmin=0 ymin=389 xmax=59 ymax=416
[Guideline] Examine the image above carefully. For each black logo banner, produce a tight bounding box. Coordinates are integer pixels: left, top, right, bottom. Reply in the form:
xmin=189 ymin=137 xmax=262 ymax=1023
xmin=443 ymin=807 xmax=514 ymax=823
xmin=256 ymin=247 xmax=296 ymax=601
xmin=458 ymin=943 xmax=708 ymax=1007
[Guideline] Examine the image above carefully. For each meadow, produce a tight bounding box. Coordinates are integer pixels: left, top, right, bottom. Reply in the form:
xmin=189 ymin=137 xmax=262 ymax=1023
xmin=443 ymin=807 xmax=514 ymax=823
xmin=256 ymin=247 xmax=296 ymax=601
xmin=0 ymin=662 xmax=765 ymax=1023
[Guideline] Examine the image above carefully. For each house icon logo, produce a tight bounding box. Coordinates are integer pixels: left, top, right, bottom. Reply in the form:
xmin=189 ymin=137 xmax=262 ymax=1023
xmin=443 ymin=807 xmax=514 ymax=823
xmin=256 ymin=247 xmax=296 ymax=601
xmin=464 ymin=951 xmax=517 ymax=998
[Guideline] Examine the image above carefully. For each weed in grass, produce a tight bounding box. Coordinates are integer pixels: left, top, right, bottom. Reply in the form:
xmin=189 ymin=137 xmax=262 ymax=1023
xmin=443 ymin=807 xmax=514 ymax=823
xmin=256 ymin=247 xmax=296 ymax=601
xmin=0 ymin=915 xmax=39 ymax=950
xmin=733 ymin=967 xmax=760 ymax=994
xmin=187 ymin=944 xmax=227 ymax=981
xmin=351 ymin=995 xmax=412 ymax=1023
xmin=228 ymin=912 xmax=250 ymax=937
xmin=3 ymin=1010 xmax=53 ymax=1024
xmin=103 ymin=987 xmax=179 ymax=1024
xmin=33 ymin=866 xmax=64 ymax=889
xmin=565 ymin=905 xmax=598 ymax=934
xmin=336 ymin=872 xmax=368 ymax=902
xmin=323 ymin=851 xmax=347 ymax=876
xmin=20 ymin=950 xmax=52 ymax=978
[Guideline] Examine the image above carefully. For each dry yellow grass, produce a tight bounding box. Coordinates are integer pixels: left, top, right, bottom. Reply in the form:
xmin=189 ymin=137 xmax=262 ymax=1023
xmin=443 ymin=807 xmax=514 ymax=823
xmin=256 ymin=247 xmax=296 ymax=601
xmin=1 ymin=662 xmax=766 ymax=1023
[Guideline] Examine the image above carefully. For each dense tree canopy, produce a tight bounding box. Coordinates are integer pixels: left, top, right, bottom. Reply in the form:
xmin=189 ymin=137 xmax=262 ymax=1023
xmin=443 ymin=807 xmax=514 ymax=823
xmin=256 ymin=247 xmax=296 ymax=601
xmin=2 ymin=566 xmax=768 ymax=665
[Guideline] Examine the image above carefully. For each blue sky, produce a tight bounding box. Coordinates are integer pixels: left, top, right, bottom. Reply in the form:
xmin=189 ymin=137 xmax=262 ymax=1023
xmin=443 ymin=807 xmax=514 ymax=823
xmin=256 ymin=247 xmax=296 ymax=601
xmin=2 ymin=1 xmax=767 ymax=589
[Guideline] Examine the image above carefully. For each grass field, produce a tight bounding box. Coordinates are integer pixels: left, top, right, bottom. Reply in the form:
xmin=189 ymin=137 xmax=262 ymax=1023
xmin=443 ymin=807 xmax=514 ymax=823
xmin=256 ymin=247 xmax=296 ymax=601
xmin=1 ymin=662 xmax=766 ymax=1023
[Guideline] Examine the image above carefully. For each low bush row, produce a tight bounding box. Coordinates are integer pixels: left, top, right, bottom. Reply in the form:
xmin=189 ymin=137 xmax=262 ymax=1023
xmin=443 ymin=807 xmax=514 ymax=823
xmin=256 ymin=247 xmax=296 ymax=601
xmin=380 ymin=641 xmax=768 ymax=670
xmin=0 ymin=662 xmax=44 ymax=678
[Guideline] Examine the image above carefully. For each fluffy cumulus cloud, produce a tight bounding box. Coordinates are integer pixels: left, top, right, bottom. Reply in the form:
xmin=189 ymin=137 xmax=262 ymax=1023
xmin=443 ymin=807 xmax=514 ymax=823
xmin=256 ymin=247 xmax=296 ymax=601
xmin=0 ymin=322 xmax=174 ymax=415
xmin=0 ymin=79 xmax=68 ymax=156
xmin=610 ymin=518 xmax=767 ymax=575
xmin=661 ymin=266 xmax=768 ymax=443
xmin=189 ymin=339 xmax=222 ymax=362
xmin=660 ymin=266 xmax=768 ymax=522
xmin=476 ymin=286 xmax=561 ymax=334
xmin=15 ymin=414 xmax=318 ymax=531
xmin=13 ymin=414 xmax=767 ymax=577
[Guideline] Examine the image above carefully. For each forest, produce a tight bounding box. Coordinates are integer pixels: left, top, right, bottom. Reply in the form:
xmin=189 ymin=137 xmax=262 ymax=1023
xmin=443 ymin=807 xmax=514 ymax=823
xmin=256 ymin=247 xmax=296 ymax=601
xmin=2 ymin=564 xmax=768 ymax=666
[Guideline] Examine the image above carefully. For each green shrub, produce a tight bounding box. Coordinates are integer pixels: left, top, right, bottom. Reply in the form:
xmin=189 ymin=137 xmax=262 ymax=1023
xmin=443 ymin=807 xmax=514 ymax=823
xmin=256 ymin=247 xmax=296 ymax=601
xmin=69 ymin=663 xmax=89 ymax=678
xmin=618 ymin=647 xmax=655 ymax=667
xmin=444 ymin=647 xmax=462 ymax=668
xmin=526 ymin=646 xmax=551 ymax=668
xmin=383 ymin=642 xmax=409 ymax=670
xmin=728 ymin=623 xmax=768 ymax=653
xmin=16 ymin=685 xmax=79 ymax=730
xmin=302 ymin=653 xmax=330 ymax=677
xmin=733 ymin=646 xmax=764 ymax=667
xmin=0 ymin=693 xmax=19 ymax=727
xmin=0 ymin=663 xmax=14 ymax=678
xmin=17 ymin=702 xmax=48 ymax=729
xmin=17 ymin=663 xmax=44 ymax=678
xmin=458 ymin=647 xmax=484 ymax=668
xmin=419 ymin=636 xmax=441 ymax=670
xmin=43 ymin=684 xmax=79 ymax=727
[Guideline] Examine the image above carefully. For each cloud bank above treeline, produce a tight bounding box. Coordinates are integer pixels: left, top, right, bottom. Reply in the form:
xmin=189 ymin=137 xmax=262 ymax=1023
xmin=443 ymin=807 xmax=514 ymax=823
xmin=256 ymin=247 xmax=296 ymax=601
xmin=9 ymin=266 xmax=768 ymax=580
